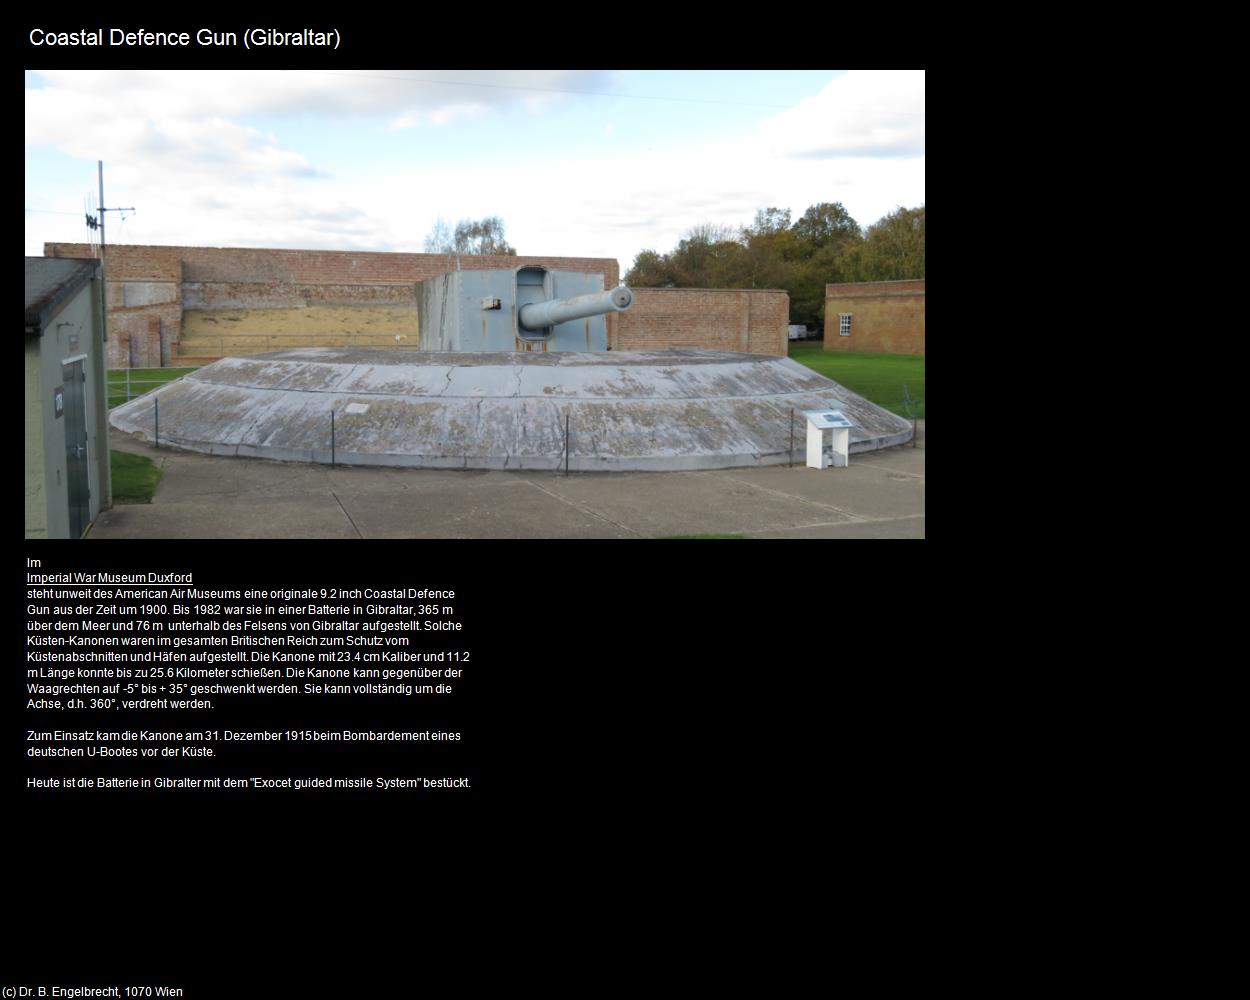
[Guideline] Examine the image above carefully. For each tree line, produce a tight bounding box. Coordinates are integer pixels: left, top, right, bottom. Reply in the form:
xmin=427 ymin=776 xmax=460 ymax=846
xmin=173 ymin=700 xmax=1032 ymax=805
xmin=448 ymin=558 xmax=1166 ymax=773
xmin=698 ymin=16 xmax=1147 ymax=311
xmin=624 ymin=203 xmax=925 ymax=330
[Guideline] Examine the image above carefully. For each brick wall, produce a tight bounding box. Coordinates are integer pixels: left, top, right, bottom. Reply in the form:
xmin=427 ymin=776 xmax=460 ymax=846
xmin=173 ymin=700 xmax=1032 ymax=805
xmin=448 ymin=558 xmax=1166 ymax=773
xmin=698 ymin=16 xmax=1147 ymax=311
xmin=92 ymin=274 xmax=181 ymax=367
xmin=47 ymin=243 xmax=625 ymax=368
xmin=612 ymin=288 xmax=788 ymax=356
xmin=107 ymin=313 xmax=165 ymax=368
xmin=46 ymin=244 xmax=790 ymax=365
xmin=824 ymin=279 xmax=925 ymax=355
xmin=182 ymin=282 xmax=418 ymax=309
xmin=47 ymin=243 xmax=622 ymax=287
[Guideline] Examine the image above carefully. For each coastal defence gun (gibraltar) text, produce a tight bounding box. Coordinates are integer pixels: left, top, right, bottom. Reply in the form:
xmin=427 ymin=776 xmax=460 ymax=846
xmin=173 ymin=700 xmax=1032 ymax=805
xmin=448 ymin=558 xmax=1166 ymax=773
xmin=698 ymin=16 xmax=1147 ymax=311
xmin=416 ymin=265 xmax=634 ymax=353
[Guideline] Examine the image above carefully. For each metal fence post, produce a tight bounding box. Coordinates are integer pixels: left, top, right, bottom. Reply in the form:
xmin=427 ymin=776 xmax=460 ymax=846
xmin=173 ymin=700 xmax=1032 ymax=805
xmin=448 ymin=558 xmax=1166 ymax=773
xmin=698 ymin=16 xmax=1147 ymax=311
xmin=790 ymin=408 xmax=795 ymax=467
xmin=903 ymin=384 xmax=918 ymax=448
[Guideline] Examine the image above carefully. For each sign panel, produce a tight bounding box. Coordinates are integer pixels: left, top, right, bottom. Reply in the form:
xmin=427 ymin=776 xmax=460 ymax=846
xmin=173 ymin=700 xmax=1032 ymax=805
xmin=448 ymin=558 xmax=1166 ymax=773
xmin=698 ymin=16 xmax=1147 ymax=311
xmin=802 ymin=409 xmax=853 ymax=429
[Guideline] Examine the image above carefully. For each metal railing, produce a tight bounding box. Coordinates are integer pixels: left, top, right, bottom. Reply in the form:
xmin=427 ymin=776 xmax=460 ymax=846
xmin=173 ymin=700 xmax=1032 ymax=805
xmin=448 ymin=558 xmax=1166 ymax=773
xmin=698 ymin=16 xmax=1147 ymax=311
xmin=106 ymin=368 xmax=196 ymax=409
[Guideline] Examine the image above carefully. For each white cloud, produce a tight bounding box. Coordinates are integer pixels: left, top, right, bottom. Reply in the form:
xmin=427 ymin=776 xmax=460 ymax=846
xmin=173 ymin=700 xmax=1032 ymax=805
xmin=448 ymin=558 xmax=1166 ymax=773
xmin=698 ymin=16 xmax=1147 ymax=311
xmin=389 ymin=111 xmax=422 ymax=131
xmin=317 ymin=126 xmax=924 ymax=271
xmin=429 ymin=102 xmax=488 ymax=126
xmin=391 ymin=101 xmax=491 ymax=129
xmin=25 ymin=69 xmax=616 ymax=203
xmin=25 ymin=70 xmax=925 ymax=275
xmin=27 ymin=69 xmax=617 ymax=124
xmin=757 ymin=70 xmax=925 ymax=159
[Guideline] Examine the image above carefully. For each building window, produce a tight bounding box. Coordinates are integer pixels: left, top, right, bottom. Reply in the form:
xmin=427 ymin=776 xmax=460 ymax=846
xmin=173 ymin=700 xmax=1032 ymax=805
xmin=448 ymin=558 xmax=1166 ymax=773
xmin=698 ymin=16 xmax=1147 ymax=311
xmin=839 ymin=314 xmax=852 ymax=337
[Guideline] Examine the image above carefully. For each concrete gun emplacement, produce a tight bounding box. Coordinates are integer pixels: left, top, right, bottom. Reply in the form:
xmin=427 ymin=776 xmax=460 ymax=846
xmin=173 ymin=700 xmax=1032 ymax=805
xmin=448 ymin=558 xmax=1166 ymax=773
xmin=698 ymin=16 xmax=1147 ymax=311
xmin=416 ymin=265 xmax=634 ymax=353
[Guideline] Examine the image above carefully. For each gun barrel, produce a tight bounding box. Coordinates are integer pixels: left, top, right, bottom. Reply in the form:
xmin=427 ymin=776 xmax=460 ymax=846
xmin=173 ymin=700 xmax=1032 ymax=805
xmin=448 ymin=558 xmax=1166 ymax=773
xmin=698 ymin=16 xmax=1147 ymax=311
xmin=519 ymin=286 xmax=633 ymax=331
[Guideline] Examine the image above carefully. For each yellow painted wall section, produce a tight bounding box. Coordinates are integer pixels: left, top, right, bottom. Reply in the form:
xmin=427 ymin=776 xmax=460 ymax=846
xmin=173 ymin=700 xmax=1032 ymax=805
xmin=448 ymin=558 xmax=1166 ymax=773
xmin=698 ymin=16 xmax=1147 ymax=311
xmin=178 ymin=305 xmax=420 ymax=356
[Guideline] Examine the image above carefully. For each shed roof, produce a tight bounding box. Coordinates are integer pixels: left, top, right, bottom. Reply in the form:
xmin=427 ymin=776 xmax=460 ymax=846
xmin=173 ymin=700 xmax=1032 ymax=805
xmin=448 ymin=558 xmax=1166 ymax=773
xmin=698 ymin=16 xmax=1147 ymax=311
xmin=25 ymin=256 xmax=99 ymax=334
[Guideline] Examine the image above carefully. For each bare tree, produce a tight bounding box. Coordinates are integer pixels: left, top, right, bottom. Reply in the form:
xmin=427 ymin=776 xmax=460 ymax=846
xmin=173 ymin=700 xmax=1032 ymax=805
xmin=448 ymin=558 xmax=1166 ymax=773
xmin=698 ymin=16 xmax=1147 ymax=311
xmin=424 ymin=215 xmax=517 ymax=255
xmin=423 ymin=216 xmax=455 ymax=253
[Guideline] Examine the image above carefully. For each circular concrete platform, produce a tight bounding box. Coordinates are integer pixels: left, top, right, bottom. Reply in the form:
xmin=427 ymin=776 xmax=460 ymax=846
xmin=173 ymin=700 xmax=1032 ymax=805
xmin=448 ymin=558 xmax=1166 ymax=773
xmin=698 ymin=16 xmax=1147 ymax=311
xmin=109 ymin=348 xmax=914 ymax=471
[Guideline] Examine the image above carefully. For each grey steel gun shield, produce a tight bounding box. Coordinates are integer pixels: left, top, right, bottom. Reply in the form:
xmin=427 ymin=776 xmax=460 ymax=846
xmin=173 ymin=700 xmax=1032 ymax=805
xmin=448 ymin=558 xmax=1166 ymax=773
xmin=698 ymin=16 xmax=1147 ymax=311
xmin=417 ymin=265 xmax=633 ymax=352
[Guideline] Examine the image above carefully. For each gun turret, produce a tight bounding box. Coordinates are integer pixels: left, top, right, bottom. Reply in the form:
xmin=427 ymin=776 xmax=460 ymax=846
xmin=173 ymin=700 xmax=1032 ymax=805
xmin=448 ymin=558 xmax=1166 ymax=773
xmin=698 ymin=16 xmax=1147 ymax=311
xmin=416 ymin=265 xmax=633 ymax=353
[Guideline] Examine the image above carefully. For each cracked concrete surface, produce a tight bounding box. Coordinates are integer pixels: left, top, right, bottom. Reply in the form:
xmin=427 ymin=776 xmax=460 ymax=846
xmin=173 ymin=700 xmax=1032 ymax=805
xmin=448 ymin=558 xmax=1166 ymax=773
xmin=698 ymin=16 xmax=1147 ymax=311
xmin=89 ymin=422 xmax=924 ymax=539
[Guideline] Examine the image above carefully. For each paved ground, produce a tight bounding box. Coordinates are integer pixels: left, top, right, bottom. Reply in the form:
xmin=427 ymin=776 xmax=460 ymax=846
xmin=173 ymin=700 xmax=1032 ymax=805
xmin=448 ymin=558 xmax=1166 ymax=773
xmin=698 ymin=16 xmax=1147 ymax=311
xmin=91 ymin=421 xmax=924 ymax=539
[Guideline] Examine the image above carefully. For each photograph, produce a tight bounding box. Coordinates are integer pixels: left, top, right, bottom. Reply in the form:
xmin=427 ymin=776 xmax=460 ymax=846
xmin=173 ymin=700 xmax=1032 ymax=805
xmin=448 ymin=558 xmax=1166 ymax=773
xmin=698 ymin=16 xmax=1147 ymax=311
xmin=26 ymin=67 xmax=925 ymax=539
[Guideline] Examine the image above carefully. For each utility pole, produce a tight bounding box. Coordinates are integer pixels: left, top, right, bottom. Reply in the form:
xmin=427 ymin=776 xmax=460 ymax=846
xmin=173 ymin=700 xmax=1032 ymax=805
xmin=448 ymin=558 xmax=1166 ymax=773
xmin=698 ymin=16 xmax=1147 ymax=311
xmin=86 ymin=160 xmax=133 ymax=513
xmin=91 ymin=160 xmax=135 ymax=345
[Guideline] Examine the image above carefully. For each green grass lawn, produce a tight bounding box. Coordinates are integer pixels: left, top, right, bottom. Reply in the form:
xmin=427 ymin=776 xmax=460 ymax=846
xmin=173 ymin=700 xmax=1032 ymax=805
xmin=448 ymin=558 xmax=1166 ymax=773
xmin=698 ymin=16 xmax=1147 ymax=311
xmin=107 ymin=367 xmax=196 ymax=408
xmin=787 ymin=342 xmax=925 ymax=420
xmin=110 ymin=451 xmax=163 ymax=503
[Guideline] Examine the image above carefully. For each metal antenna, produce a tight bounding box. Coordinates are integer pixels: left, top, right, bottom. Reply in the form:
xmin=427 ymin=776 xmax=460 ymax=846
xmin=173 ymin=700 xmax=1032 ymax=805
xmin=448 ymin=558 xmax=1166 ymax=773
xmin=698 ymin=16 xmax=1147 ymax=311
xmin=97 ymin=160 xmax=136 ymax=262
xmin=84 ymin=194 xmax=99 ymax=256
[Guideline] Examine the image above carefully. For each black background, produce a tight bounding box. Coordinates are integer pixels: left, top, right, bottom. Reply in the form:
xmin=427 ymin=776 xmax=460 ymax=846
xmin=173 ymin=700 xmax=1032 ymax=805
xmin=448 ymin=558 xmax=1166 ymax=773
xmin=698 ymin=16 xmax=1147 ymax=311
xmin=14 ymin=539 xmax=924 ymax=991
xmin=20 ymin=27 xmax=929 ymax=992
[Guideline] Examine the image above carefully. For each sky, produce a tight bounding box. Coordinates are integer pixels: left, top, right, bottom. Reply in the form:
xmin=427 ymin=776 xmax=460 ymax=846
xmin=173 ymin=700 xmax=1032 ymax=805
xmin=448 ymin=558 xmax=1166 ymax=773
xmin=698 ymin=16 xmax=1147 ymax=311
xmin=24 ymin=69 xmax=925 ymax=276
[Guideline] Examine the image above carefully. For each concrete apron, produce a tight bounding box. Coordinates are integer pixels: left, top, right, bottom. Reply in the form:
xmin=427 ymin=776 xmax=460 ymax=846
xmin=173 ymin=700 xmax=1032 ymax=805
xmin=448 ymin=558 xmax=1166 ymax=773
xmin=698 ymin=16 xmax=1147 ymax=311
xmin=109 ymin=348 xmax=914 ymax=472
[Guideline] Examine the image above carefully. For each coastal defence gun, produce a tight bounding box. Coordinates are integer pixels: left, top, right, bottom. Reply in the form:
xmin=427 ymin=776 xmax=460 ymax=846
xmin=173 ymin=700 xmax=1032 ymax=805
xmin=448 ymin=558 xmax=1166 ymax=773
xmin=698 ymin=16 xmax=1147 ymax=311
xmin=416 ymin=265 xmax=633 ymax=353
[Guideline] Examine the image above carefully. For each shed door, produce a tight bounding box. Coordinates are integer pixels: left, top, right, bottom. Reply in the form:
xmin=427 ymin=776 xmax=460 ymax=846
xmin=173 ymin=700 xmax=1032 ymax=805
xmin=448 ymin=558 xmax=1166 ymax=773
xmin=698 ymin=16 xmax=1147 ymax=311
xmin=62 ymin=359 xmax=90 ymax=538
